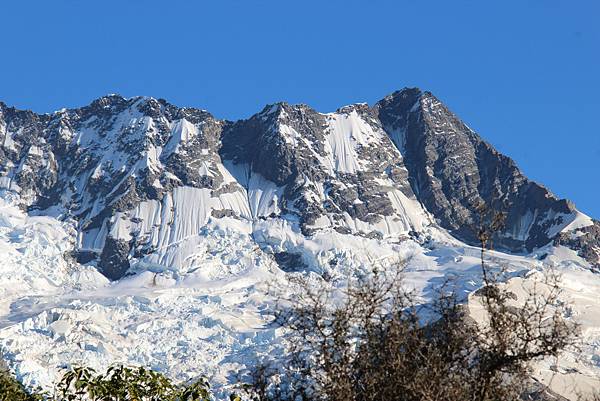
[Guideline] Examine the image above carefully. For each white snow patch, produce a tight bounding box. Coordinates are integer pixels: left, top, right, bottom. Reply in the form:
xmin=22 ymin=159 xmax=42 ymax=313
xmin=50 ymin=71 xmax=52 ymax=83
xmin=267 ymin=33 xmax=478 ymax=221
xmin=163 ymin=119 xmax=199 ymax=157
xmin=323 ymin=111 xmax=378 ymax=174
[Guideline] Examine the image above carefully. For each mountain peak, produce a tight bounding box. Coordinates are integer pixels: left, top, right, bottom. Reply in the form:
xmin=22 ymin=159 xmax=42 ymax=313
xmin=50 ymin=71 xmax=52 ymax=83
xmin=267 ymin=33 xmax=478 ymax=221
xmin=258 ymin=101 xmax=317 ymax=120
xmin=377 ymin=87 xmax=423 ymax=107
xmin=0 ymin=90 xmax=597 ymax=271
xmin=89 ymin=93 xmax=127 ymax=106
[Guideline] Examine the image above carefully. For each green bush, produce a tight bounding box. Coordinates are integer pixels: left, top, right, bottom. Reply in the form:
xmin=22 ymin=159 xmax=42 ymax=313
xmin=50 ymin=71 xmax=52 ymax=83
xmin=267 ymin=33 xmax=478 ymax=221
xmin=0 ymin=364 xmax=211 ymax=401
xmin=0 ymin=369 xmax=43 ymax=401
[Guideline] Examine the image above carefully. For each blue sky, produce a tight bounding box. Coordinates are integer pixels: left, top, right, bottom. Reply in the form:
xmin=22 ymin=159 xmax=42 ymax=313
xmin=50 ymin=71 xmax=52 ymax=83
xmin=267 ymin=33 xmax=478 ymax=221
xmin=1 ymin=1 xmax=598 ymax=217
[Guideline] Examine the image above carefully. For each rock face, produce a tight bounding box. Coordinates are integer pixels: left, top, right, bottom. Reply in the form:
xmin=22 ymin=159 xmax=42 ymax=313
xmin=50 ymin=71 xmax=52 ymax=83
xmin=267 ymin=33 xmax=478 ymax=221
xmin=0 ymin=89 xmax=597 ymax=279
xmin=375 ymin=89 xmax=580 ymax=253
xmin=555 ymin=220 xmax=600 ymax=269
xmin=221 ymin=102 xmax=422 ymax=236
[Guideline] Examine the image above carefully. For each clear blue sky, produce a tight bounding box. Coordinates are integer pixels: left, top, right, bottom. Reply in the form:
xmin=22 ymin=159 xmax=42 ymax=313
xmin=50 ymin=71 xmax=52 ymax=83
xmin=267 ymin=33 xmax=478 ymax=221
xmin=1 ymin=1 xmax=598 ymax=218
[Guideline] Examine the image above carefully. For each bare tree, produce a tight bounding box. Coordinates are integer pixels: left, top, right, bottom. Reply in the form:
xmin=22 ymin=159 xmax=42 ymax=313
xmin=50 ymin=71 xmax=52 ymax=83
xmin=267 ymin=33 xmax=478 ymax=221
xmin=240 ymin=210 xmax=579 ymax=401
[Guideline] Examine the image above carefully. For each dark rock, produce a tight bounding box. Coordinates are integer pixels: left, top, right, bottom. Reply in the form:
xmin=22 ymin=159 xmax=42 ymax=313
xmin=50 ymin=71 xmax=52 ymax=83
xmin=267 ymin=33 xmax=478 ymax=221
xmin=375 ymin=88 xmax=581 ymax=254
xmin=555 ymin=220 xmax=600 ymax=269
xmin=98 ymin=237 xmax=131 ymax=280
xmin=273 ymin=252 xmax=308 ymax=273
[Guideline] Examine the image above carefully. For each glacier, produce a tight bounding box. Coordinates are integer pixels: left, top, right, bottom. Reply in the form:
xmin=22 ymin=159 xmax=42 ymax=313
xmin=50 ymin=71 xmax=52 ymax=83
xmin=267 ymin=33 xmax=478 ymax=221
xmin=1 ymin=189 xmax=600 ymax=399
xmin=0 ymin=89 xmax=599 ymax=399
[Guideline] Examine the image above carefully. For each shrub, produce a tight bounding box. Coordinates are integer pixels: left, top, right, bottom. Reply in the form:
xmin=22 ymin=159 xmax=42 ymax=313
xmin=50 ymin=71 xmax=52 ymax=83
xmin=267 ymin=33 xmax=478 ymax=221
xmin=0 ymin=368 xmax=43 ymax=401
xmin=0 ymin=364 xmax=211 ymax=401
xmin=238 ymin=214 xmax=579 ymax=400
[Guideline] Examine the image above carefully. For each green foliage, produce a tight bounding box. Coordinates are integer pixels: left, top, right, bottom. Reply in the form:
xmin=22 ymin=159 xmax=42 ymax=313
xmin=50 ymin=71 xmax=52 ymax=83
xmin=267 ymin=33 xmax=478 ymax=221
xmin=55 ymin=364 xmax=212 ymax=401
xmin=180 ymin=377 xmax=211 ymax=401
xmin=1 ymin=364 xmax=212 ymax=401
xmin=0 ymin=369 xmax=44 ymax=401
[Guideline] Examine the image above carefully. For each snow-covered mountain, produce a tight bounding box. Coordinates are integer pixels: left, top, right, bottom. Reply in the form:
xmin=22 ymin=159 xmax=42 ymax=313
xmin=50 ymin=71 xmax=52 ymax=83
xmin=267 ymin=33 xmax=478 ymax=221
xmin=1 ymin=89 xmax=599 ymax=398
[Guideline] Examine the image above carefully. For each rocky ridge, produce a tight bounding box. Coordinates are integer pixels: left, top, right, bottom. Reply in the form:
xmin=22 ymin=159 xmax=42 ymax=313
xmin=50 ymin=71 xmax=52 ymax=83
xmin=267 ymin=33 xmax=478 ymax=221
xmin=0 ymin=88 xmax=596 ymax=278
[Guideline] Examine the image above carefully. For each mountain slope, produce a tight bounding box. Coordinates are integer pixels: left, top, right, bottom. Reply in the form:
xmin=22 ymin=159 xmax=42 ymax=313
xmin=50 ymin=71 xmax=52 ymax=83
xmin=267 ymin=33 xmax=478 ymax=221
xmin=375 ymin=89 xmax=597 ymax=258
xmin=0 ymin=90 xmax=599 ymax=398
xmin=1 ymin=90 xmax=596 ymax=277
